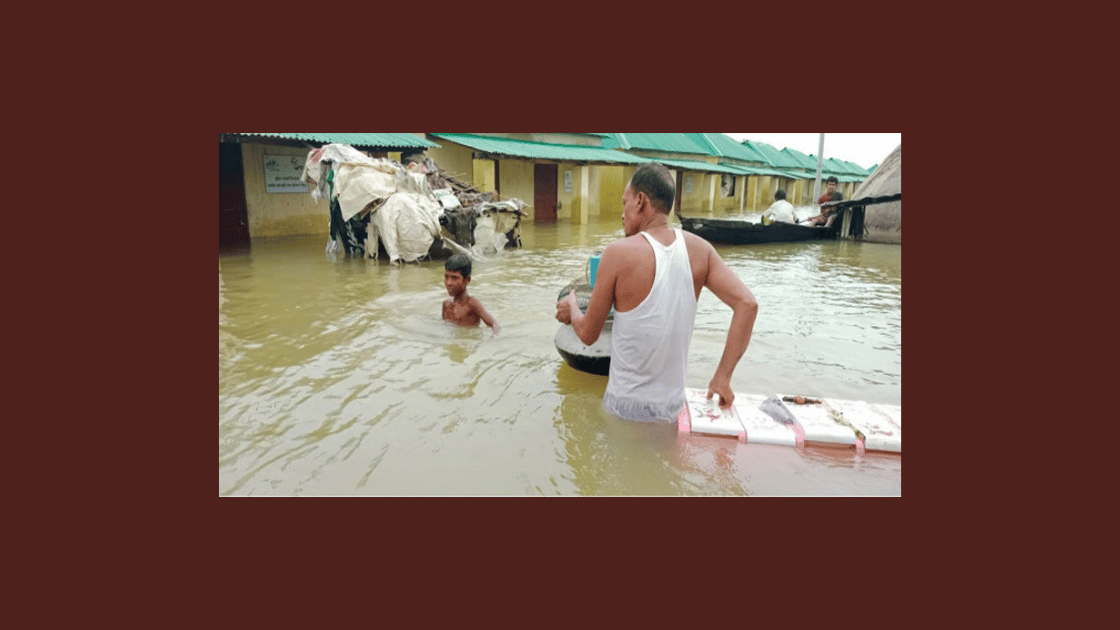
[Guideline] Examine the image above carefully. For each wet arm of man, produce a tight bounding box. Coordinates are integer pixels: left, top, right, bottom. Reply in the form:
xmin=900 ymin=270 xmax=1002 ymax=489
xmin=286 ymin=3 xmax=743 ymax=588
xmin=563 ymin=245 xmax=619 ymax=346
xmin=703 ymin=249 xmax=758 ymax=407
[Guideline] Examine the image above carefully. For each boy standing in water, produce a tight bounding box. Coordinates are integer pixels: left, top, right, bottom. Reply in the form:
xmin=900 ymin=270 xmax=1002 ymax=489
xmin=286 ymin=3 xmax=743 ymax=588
xmin=442 ymin=253 xmax=500 ymax=335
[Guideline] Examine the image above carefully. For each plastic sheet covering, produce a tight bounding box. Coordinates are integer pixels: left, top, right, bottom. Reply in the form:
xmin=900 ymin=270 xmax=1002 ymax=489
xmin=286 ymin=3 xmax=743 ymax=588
xmin=334 ymin=163 xmax=398 ymax=221
xmin=302 ymin=144 xmax=400 ymax=219
xmin=472 ymin=214 xmax=504 ymax=255
xmin=370 ymin=192 xmax=442 ymax=263
xmin=480 ymin=200 xmax=527 ymax=237
xmin=433 ymin=188 xmax=461 ymax=210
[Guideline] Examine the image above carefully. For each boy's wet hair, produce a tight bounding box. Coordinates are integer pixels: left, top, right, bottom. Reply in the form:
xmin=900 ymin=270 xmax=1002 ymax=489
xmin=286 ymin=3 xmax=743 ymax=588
xmin=826 ymin=175 xmax=839 ymax=185
xmin=445 ymin=253 xmax=471 ymax=278
xmin=774 ymin=189 xmax=786 ymax=200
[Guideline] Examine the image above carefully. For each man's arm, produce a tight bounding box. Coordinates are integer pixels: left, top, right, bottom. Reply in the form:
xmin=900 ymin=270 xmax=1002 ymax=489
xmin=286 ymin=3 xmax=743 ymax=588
xmin=702 ymin=247 xmax=758 ymax=408
xmin=557 ymin=243 xmax=619 ymax=345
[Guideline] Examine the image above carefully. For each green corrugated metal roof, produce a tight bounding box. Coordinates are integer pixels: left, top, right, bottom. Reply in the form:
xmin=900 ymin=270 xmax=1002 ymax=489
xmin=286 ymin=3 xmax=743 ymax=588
xmin=719 ymin=162 xmax=802 ymax=178
xmin=825 ymin=157 xmax=864 ymax=175
xmin=776 ymin=146 xmax=868 ymax=177
xmin=744 ymin=140 xmax=803 ymax=169
xmin=781 ymin=147 xmax=820 ymax=171
xmin=601 ymin=133 xmax=714 ymax=156
xmin=430 ymin=133 xmax=650 ymax=164
xmin=231 ymin=133 xmax=439 ymax=148
xmin=692 ymin=133 xmax=771 ymax=164
xmin=654 ymin=158 xmax=745 ymax=175
xmin=807 ymin=155 xmax=845 ymax=176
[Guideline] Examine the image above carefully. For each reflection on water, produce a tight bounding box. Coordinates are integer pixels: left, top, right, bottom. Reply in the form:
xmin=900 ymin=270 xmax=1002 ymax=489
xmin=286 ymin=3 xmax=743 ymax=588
xmin=220 ymin=220 xmax=901 ymax=496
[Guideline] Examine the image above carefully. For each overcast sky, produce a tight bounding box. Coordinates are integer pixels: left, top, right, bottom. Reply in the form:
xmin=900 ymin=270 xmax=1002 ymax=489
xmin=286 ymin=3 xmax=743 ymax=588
xmin=723 ymin=133 xmax=900 ymax=169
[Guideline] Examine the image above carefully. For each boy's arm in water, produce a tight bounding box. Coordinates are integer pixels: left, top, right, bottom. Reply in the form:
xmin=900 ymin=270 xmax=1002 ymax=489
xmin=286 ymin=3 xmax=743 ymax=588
xmin=471 ymin=297 xmax=500 ymax=335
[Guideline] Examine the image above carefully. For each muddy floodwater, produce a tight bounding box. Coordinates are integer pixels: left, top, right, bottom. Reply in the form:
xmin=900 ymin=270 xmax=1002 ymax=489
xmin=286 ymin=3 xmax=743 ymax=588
xmin=219 ymin=216 xmax=901 ymax=496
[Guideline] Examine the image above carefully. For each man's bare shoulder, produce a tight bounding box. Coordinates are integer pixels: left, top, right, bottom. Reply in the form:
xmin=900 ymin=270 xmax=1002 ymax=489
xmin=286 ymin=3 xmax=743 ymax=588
xmin=680 ymin=230 xmax=715 ymax=254
xmin=602 ymin=235 xmax=648 ymax=259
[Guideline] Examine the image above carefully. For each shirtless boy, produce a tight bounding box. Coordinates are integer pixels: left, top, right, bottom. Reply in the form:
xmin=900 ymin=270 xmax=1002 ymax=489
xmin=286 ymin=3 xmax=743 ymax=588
xmin=442 ymin=253 xmax=500 ymax=334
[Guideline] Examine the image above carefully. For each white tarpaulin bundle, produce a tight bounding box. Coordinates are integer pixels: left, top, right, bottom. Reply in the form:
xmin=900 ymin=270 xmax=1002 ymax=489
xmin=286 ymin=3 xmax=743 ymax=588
xmin=334 ymin=163 xmax=398 ymax=221
xmin=370 ymin=192 xmax=442 ymax=263
xmin=302 ymin=143 xmax=404 ymax=220
xmin=303 ymin=143 xmax=528 ymax=261
xmin=479 ymin=200 xmax=528 ymax=236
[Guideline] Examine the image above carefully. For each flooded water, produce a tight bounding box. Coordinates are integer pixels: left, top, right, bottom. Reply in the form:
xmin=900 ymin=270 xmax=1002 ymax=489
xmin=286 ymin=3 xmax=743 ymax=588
xmin=219 ymin=216 xmax=901 ymax=496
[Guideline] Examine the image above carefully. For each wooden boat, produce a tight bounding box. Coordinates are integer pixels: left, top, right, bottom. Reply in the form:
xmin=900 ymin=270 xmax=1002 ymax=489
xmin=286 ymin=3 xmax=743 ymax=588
xmin=678 ymin=216 xmax=831 ymax=245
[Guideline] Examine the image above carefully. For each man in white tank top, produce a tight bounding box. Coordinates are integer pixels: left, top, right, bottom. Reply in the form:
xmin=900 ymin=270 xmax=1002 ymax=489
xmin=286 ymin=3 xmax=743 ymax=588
xmin=556 ymin=163 xmax=759 ymax=422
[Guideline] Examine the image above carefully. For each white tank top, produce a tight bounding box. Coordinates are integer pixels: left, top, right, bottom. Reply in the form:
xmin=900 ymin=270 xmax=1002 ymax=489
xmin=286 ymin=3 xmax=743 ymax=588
xmin=602 ymin=229 xmax=696 ymax=421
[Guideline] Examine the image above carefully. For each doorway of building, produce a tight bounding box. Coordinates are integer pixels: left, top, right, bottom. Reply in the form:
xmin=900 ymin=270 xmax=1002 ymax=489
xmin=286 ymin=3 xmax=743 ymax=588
xmin=219 ymin=142 xmax=250 ymax=246
xmin=534 ymin=163 xmax=557 ymax=223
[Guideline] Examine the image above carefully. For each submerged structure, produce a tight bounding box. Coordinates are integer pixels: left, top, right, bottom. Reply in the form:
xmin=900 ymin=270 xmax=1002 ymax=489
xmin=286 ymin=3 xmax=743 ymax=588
xmin=840 ymin=144 xmax=901 ymax=244
xmin=301 ymin=144 xmax=527 ymax=262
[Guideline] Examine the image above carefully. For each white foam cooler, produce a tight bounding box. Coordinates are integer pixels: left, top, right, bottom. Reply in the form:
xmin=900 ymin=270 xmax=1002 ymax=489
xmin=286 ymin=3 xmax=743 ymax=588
xmin=776 ymin=393 xmax=861 ymax=449
xmin=679 ymin=389 xmax=899 ymax=454
xmin=681 ymin=389 xmax=800 ymax=447
xmin=824 ymin=398 xmax=902 ymax=453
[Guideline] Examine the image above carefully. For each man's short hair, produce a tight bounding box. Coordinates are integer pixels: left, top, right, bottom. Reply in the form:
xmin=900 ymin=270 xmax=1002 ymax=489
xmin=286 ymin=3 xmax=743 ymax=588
xmin=825 ymin=176 xmax=839 ymax=185
xmin=774 ymin=189 xmax=787 ymax=201
xmin=445 ymin=253 xmax=471 ymax=277
xmin=630 ymin=163 xmax=676 ymax=214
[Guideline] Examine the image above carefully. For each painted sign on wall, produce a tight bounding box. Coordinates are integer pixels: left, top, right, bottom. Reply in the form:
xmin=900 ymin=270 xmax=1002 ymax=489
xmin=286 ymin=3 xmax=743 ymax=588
xmin=564 ymin=170 xmax=572 ymax=193
xmin=264 ymin=154 xmax=310 ymax=193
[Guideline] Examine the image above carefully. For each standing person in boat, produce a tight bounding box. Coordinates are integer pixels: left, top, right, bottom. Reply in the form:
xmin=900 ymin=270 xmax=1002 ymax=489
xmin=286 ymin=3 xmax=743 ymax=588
xmin=762 ymin=189 xmax=797 ymax=224
xmin=555 ymin=163 xmax=758 ymax=421
xmin=802 ymin=176 xmax=843 ymax=227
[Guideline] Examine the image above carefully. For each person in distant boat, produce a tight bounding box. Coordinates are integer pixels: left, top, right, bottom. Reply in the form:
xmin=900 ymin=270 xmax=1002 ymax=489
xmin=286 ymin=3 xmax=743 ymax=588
xmin=556 ymin=163 xmax=758 ymax=421
xmin=802 ymin=176 xmax=843 ymax=227
xmin=762 ymin=189 xmax=797 ymax=224
xmin=443 ymin=254 xmax=500 ymax=335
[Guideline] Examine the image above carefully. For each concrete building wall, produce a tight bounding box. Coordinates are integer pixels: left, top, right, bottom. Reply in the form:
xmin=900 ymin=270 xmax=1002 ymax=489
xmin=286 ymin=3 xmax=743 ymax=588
xmin=556 ymin=162 xmax=578 ymax=222
xmin=712 ymin=173 xmax=742 ymax=215
xmin=498 ymin=158 xmax=534 ymax=219
xmin=239 ymin=140 xmax=328 ymax=238
xmin=599 ymin=165 xmax=626 ymax=222
xmin=472 ymin=159 xmax=495 ymax=193
xmin=678 ymin=172 xmax=708 ymax=215
xmin=423 ymin=139 xmax=474 ymax=183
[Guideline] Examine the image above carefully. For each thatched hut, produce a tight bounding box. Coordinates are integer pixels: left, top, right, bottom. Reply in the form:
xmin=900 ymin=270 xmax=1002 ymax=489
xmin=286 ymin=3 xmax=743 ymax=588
xmin=846 ymin=144 xmax=901 ymax=244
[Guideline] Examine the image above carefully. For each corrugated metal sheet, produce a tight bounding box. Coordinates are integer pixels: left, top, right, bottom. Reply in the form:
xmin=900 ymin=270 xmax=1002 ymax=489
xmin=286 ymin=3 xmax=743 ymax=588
xmin=719 ymin=162 xmax=801 ymax=178
xmin=744 ymin=140 xmax=803 ymax=169
xmin=695 ymin=133 xmax=771 ymax=164
xmin=793 ymin=152 xmax=862 ymax=179
xmin=825 ymin=157 xmax=859 ymax=175
xmin=600 ymin=133 xmax=714 ymax=156
xmin=230 ymin=133 xmax=439 ymax=148
xmin=430 ymin=133 xmax=649 ymax=164
xmin=655 ymin=158 xmax=745 ymax=175
xmin=842 ymin=160 xmax=871 ymax=175
xmin=781 ymin=147 xmax=821 ymax=171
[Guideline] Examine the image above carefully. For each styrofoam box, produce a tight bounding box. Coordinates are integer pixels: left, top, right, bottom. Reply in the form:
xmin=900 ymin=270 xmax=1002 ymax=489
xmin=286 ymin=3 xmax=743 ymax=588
xmin=872 ymin=403 xmax=901 ymax=428
xmin=777 ymin=394 xmax=860 ymax=447
xmin=684 ymin=388 xmax=743 ymax=438
xmin=734 ymin=394 xmax=800 ymax=447
xmin=825 ymin=398 xmax=901 ymax=453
